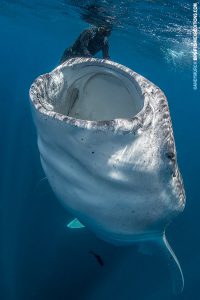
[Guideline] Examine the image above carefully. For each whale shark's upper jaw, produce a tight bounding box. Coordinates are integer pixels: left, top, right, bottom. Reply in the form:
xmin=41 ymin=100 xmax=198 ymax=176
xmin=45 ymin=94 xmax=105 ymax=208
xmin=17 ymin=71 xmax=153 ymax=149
xmin=30 ymin=57 xmax=185 ymax=237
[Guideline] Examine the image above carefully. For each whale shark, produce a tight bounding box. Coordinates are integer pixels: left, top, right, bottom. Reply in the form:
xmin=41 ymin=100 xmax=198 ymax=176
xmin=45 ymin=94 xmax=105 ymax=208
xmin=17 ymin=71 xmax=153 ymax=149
xmin=29 ymin=57 xmax=186 ymax=293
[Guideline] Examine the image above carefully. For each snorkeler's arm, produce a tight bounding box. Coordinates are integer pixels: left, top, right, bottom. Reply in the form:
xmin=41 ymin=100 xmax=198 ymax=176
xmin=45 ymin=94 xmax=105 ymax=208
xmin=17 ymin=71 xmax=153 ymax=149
xmin=102 ymin=37 xmax=110 ymax=59
xmin=79 ymin=29 xmax=93 ymax=56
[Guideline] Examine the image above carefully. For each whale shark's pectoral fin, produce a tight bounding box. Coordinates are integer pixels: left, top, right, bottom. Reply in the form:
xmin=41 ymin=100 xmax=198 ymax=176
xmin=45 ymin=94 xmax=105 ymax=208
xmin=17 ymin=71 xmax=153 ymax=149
xmin=160 ymin=233 xmax=184 ymax=294
xmin=139 ymin=233 xmax=184 ymax=295
xmin=156 ymin=233 xmax=184 ymax=294
xmin=66 ymin=218 xmax=85 ymax=229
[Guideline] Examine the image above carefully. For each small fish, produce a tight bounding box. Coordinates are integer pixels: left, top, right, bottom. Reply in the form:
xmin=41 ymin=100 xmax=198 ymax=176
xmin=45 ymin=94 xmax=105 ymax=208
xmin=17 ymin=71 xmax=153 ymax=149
xmin=89 ymin=250 xmax=104 ymax=267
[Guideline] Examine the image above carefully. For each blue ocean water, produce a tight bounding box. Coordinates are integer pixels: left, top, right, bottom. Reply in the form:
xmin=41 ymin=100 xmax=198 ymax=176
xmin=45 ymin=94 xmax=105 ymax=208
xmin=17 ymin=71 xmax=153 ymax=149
xmin=0 ymin=1 xmax=199 ymax=299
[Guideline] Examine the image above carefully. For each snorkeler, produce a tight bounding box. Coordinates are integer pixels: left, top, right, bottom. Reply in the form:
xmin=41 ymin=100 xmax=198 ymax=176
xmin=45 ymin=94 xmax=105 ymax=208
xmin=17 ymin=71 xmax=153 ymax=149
xmin=60 ymin=26 xmax=111 ymax=64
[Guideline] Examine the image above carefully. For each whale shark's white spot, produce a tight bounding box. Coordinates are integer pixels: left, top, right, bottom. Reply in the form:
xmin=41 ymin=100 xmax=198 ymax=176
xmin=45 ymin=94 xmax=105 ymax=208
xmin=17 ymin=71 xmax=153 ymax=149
xmin=29 ymin=57 xmax=186 ymax=294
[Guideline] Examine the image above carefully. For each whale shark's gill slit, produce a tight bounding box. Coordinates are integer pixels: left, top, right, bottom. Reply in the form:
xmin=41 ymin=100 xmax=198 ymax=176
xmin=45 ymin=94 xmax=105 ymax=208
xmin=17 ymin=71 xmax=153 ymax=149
xmin=157 ymin=233 xmax=184 ymax=295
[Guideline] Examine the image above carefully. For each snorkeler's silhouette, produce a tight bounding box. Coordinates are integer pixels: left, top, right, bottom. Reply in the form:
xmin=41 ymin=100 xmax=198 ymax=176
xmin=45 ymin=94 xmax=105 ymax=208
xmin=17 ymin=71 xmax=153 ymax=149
xmin=60 ymin=26 xmax=111 ymax=64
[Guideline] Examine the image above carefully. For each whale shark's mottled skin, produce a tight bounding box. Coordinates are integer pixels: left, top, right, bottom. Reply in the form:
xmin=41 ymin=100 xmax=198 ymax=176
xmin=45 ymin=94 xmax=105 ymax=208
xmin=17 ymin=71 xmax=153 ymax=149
xmin=29 ymin=58 xmax=185 ymax=293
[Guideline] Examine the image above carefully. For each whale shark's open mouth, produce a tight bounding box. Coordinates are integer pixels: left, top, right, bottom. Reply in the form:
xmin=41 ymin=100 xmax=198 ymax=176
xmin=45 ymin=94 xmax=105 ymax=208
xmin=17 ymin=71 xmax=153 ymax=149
xmin=34 ymin=58 xmax=145 ymax=123
xmin=59 ymin=67 xmax=144 ymax=121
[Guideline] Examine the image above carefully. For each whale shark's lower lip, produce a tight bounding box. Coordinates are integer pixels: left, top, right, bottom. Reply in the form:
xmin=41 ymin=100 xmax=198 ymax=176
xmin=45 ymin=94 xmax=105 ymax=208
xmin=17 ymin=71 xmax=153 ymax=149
xmin=29 ymin=57 xmax=185 ymax=294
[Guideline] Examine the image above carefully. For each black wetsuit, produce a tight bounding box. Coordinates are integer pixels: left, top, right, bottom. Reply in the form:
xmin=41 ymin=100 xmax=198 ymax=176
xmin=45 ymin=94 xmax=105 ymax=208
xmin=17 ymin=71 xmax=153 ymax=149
xmin=60 ymin=27 xmax=110 ymax=64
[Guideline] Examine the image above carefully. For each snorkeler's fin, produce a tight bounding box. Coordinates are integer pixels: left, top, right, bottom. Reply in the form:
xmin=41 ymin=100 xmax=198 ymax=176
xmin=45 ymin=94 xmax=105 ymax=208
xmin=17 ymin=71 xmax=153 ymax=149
xmin=67 ymin=218 xmax=85 ymax=229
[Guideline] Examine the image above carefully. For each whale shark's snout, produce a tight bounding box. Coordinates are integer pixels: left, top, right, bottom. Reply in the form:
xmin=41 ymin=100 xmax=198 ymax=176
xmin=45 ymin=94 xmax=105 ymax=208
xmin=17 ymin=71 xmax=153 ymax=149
xmin=29 ymin=58 xmax=186 ymax=293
